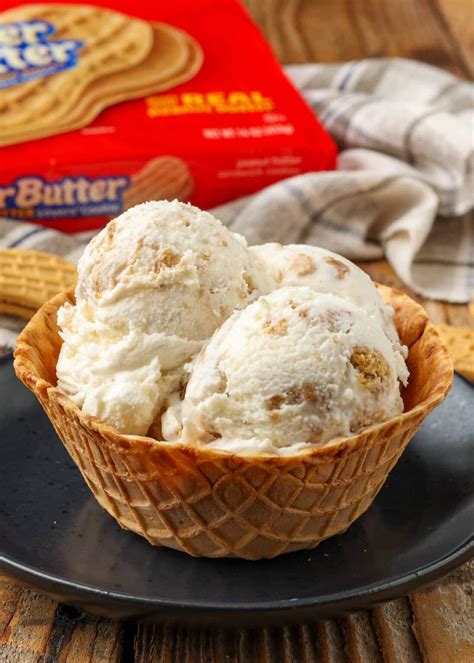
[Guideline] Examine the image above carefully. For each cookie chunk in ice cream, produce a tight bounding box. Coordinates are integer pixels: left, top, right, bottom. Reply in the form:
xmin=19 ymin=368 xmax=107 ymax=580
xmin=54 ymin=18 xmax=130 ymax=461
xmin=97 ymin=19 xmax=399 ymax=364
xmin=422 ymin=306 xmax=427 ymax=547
xmin=162 ymin=286 xmax=408 ymax=455
xmin=251 ymin=243 xmax=408 ymax=384
xmin=56 ymin=201 xmax=275 ymax=435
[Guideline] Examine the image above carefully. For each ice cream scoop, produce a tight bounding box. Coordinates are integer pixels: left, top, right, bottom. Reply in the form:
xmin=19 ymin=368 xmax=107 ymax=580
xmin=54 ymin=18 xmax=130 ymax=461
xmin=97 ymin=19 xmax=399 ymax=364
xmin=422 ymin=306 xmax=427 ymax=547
xmin=162 ymin=286 xmax=408 ymax=454
xmin=76 ymin=200 xmax=275 ymax=338
xmin=56 ymin=299 xmax=200 ymax=435
xmin=56 ymin=200 xmax=275 ymax=435
xmin=250 ymin=243 xmax=408 ymax=384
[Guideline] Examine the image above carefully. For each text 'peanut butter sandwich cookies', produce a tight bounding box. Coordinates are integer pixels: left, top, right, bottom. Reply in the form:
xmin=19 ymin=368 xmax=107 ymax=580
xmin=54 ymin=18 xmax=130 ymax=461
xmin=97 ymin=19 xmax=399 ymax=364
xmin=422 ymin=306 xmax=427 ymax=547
xmin=15 ymin=201 xmax=453 ymax=559
xmin=0 ymin=0 xmax=337 ymax=232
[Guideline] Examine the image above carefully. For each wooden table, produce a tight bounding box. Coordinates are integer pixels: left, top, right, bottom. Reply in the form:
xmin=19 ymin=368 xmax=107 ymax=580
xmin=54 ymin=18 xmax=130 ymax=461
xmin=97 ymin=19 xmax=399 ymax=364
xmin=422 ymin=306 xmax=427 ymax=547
xmin=1 ymin=1 xmax=473 ymax=660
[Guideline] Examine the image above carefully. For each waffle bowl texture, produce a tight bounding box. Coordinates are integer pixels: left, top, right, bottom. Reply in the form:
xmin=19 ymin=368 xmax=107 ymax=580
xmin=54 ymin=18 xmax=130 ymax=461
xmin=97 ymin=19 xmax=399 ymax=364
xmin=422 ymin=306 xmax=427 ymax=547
xmin=14 ymin=286 xmax=453 ymax=559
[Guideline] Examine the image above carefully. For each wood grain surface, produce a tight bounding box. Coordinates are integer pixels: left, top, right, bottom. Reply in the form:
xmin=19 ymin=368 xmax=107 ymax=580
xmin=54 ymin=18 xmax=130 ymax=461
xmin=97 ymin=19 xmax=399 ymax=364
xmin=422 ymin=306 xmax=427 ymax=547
xmin=1 ymin=0 xmax=473 ymax=661
xmin=244 ymin=0 xmax=473 ymax=77
xmin=1 ymin=563 xmax=473 ymax=661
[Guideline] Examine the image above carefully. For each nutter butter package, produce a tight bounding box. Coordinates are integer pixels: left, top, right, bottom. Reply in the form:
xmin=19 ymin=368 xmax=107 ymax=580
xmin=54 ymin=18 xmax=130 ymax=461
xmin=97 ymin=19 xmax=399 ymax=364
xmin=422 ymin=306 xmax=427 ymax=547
xmin=0 ymin=0 xmax=337 ymax=232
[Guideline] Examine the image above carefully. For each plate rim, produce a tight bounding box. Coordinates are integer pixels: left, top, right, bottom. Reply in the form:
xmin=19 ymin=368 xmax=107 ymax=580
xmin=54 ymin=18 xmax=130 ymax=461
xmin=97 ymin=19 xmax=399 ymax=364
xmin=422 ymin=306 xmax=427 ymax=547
xmin=1 ymin=538 xmax=472 ymax=616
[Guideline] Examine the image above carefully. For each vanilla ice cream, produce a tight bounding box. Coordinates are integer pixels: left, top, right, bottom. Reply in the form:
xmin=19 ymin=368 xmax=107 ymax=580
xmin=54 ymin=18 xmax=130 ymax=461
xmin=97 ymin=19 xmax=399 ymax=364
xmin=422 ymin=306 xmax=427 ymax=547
xmin=162 ymin=286 xmax=407 ymax=455
xmin=251 ymin=243 xmax=408 ymax=383
xmin=56 ymin=200 xmax=275 ymax=435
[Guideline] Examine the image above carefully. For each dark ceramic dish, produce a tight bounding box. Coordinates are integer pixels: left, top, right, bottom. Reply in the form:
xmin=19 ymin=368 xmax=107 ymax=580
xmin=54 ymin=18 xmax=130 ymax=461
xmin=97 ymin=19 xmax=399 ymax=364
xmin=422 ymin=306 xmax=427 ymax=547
xmin=0 ymin=355 xmax=472 ymax=627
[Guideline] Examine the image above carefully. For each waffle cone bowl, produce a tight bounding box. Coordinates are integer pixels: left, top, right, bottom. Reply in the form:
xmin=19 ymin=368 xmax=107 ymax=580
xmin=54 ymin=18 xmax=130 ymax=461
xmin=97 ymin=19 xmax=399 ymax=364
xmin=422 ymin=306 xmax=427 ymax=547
xmin=14 ymin=285 xmax=452 ymax=560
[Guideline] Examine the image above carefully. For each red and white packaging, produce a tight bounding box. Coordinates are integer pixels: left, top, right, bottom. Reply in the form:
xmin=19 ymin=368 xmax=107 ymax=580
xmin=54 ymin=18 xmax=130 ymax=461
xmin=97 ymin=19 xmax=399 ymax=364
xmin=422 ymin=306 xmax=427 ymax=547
xmin=0 ymin=0 xmax=337 ymax=232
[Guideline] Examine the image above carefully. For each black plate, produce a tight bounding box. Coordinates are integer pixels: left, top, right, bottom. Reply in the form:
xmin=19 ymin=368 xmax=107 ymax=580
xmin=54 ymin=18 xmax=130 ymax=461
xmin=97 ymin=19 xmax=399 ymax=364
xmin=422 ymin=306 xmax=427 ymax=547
xmin=1 ymin=356 xmax=472 ymax=627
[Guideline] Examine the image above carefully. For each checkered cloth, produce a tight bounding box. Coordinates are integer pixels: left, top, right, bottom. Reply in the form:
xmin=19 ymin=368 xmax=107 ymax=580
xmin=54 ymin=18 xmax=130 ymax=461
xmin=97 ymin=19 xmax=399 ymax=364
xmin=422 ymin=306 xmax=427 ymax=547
xmin=1 ymin=58 xmax=473 ymax=351
xmin=217 ymin=58 xmax=474 ymax=303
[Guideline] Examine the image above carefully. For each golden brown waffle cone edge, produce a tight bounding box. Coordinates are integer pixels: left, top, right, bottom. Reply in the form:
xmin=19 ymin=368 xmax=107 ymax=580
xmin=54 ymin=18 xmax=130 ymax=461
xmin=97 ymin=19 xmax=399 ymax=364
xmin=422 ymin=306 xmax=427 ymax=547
xmin=14 ymin=286 xmax=453 ymax=559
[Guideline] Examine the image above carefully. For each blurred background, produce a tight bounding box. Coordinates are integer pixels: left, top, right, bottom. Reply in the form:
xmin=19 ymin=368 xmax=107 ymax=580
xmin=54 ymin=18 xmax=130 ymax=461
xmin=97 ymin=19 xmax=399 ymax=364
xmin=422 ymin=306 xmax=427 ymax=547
xmin=244 ymin=0 xmax=472 ymax=76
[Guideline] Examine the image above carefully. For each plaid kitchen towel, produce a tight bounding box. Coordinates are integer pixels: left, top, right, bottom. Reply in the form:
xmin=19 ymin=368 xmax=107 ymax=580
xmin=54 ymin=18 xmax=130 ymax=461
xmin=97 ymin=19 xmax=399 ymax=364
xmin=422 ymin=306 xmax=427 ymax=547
xmin=217 ymin=58 xmax=474 ymax=303
xmin=1 ymin=57 xmax=473 ymax=350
